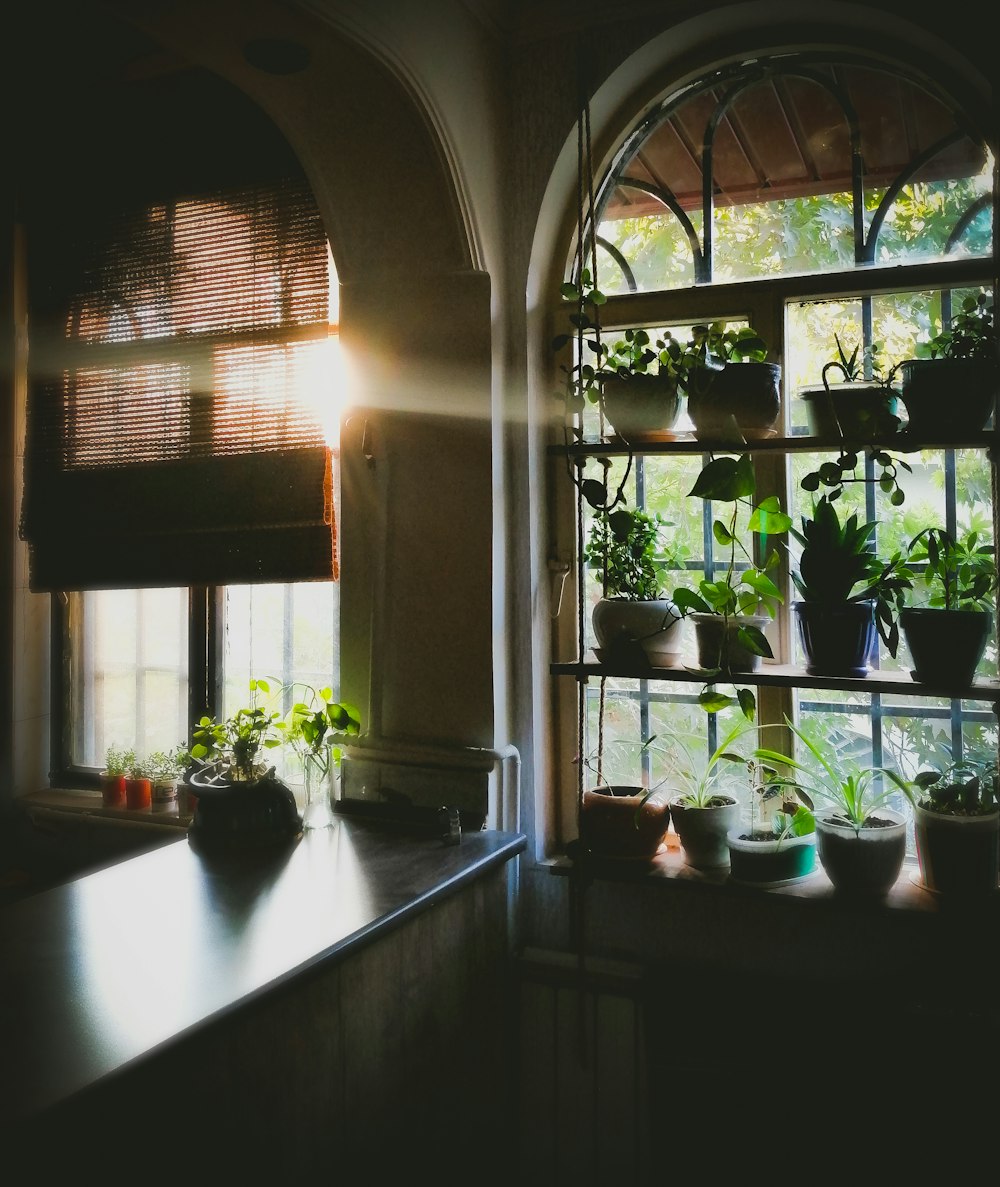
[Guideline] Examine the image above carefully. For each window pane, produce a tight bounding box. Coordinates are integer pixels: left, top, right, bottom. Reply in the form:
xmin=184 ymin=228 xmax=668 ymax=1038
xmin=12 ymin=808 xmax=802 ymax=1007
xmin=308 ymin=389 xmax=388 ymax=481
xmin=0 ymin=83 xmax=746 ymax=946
xmin=69 ymin=588 xmax=189 ymax=768
xmin=222 ymin=580 xmax=340 ymax=783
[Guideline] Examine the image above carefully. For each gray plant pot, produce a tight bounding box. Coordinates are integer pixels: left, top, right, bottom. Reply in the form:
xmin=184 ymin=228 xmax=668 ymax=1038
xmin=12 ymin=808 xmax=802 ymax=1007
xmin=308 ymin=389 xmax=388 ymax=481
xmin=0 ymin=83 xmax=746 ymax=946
xmin=669 ymin=796 xmax=739 ymax=868
xmin=815 ymin=809 xmax=907 ymax=897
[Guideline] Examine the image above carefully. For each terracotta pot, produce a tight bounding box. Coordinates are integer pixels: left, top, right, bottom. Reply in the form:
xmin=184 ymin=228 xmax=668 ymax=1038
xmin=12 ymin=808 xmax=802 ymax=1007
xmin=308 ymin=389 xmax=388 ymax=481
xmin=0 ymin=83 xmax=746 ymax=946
xmin=579 ymin=785 xmax=671 ymax=859
xmin=100 ymin=772 xmax=127 ymax=809
xmin=125 ymin=776 xmax=152 ymax=810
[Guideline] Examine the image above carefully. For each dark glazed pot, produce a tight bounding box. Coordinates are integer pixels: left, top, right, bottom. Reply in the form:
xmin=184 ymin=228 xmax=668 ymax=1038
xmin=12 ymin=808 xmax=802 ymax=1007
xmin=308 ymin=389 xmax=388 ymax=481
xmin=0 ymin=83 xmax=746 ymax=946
xmin=793 ymin=599 xmax=877 ymax=677
xmin=187 ymin=769 xmax=303 ymax=852
xmin=896 ymin=358 xmax=997 ymax=440
xmin=798 ymin=382 xmax=901 ymax=441
xmin=688 ymin=361 xmax=781 ymax=440
xmin=899 ymin=607 xmax=991 ymax=687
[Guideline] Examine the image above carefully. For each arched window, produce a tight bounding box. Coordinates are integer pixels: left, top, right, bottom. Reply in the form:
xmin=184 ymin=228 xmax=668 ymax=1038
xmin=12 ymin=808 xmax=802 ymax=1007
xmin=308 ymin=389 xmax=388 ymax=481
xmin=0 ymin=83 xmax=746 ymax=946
xmin=553 ymin=49 xmax=996 ymax=855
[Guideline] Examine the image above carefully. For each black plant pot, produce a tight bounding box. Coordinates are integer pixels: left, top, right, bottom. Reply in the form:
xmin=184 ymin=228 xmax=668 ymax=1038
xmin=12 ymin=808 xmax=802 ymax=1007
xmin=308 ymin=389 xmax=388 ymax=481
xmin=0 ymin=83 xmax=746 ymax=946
xmin=899 ymin=607 xmax=992 ymax=687
xmin=187 ymin=768 xmax=303 ymax=852
xmin=688 ymin=361 xmax=781 ymax=441
xmin=896 ymin=358 xmax=997 ymax=440
xmin=793 ymin=599 xmax=877 ymax=677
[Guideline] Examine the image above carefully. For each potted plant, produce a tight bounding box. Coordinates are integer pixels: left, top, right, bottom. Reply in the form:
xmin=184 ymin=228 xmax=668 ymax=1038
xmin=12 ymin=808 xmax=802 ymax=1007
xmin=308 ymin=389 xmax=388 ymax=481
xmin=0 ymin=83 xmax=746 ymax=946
xmin=752 ymin=718 xmax=917 ymax=897
xmin=275 ymin=682 xmax=362 ymax=830
xmin=684 ymin=321 xmax=781 ymax=441
xmin=892 ymin=290 xmax=998 ymax=439
xmin=789 ymin=494 xmax=912 ymax=677
xmin=125 ymin=753 xmax=153 ymax=810
xmin=911 ymin=754 xmax=999 ymax=896
xmin=585 ymin=504 xmax=685 ymax=666
xmin=664 ymin=716 xmax=753 ymax=869
xmin=797 ymin=334 xmax=902 ymax=442
xmin=671 ymin=452 xmax=791 ymax=703
xmin=575 ymin=736 xmax=672 ymax=860
xmin=147 ymin=745 xmax=189 ymax=809
xmin=899 ymin=525 xmax=997 ymax=687
xmin=100 ymin=743 xmax=133 ymax=809
xmin=186 ymin=678 xmax=302 ymax=850
xmin=597 ymin=326 xmax=691 ymax=444
xmin=725 ymin=749 xmax=817 ymax=886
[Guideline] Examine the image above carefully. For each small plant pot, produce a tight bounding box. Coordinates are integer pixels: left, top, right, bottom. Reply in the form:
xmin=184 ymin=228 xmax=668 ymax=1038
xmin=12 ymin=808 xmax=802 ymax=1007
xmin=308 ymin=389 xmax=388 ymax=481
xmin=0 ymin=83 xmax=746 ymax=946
xmin=593 ymin=598 xmax=685 ymax=666
xmin=797 ymin=382 xmax=901 ymax=441
xmin=152 ymin=777 xmax=178 ymax=808
xmin=100 ymin=772 xmax=127 ymax=809
xmin=899 ymin=607 xmax=991 ymax=687
xmin=125 ymin=776 xmax=152 ymax=810
xmin=913 ymin=804 xmax=999 ymax=897
xmin=687 ymin=361 xmax=781 ymax=441
xmin=793 ymin=599 xmax=877 ymax=677
xmin=726 ymin=829 xmax=817 ymax=886
xmin=579 ymin=785 xmax=671 ymax=859
xmin=691 ymin=612 xmax=770 ymax=673
xmin=669 ymin=796 xmax=740 ymax=868
xmin=815 ymin=809 xmax=907 ymax=897
xmin=600 ymin=374 xmax=682 ymax=443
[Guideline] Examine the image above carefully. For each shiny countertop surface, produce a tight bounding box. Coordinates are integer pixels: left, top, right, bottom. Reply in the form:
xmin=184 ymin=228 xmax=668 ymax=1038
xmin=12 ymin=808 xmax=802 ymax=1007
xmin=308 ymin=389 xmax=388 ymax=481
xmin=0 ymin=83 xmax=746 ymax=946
xmin=0 ymin=817 xmax=525 ymax=1124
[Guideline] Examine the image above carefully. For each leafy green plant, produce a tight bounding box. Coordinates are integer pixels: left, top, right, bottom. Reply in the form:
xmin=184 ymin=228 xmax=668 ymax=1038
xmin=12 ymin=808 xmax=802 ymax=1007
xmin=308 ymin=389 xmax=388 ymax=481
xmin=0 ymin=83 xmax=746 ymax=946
xmin=669 ymin=453 xmax=791 ymax=717
xmin=904 ymin=526 xmax=998 ymax=611
xmin=189 ymin=677 xmax=284 ymax=783
xmin=664 ymin=715 xmax=755 ymax=808
xmin=917 ymin=291 xmax=997 ymax=362
xmin=584 ymin=505 xmax=675 ymax=600
xmin=751 ymin=717 xmax=917 ymax=832
xmin=275 ymin=682 xmax=362 ymax=780
xmin=127 ymin=753 xmax=153 ymax=780
xmin=600 ymin=327 xmax=689 ymax=384
xmin=742 ymin=746 xmax=815 ymax=841
xmin=912 ymin=752 xmax=999 ymax=816
xmin=822 ymin=333 xmax=893 ymax=386
xmin=104 ymin=743 xmax=134 ymax=777
xmin=800 ymin=447 xmax=910 ymax=506
xmin=146 ymin=745 xmax=190 ymax=783
xmin=789 ymin=494 xmax=912 ymax=654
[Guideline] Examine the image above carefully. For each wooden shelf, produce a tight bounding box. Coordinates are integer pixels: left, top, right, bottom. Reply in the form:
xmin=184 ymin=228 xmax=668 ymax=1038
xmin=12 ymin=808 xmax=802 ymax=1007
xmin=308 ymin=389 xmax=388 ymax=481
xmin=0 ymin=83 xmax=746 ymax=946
xmin=550 ymin=655 xmax=1000 ymax=702
xmin=549 ymin=429 xmax=999 ymax=459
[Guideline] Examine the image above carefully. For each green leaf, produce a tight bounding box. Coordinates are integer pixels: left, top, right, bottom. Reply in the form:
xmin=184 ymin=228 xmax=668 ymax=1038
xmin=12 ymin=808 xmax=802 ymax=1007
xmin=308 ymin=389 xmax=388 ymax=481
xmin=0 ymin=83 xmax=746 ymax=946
xmin=689 ymin=453 xmax=755 ymax=501
xmin=698 ymin=688 xmax=734 ymax=712
xmin=737 ymin=687 xmax=756 ymax=720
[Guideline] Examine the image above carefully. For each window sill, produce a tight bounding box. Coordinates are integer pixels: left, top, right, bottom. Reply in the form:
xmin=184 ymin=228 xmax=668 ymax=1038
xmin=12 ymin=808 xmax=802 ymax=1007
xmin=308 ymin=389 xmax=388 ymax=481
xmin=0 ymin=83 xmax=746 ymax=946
xmin=22 ymin=788 xmax=192 ymax=829
xmin=546 ymin=834 xmax=1000 ymax=917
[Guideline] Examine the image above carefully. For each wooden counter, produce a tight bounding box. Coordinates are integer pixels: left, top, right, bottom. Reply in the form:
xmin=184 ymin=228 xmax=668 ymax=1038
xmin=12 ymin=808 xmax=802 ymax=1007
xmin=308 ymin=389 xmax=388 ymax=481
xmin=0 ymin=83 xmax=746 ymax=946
xmin=1 ymin=816 xmax=525 ymax=1181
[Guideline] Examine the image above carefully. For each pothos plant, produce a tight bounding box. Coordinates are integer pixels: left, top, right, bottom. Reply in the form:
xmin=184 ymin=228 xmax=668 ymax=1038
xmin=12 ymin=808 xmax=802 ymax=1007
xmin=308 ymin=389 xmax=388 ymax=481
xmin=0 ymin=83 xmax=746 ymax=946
xmin=189 ymin=677 xmax=284 ymax=784
xmin=671 ymin=452 xmax=792 ymax=718
xmin=275 ymin=682 xmax=362 ymax=781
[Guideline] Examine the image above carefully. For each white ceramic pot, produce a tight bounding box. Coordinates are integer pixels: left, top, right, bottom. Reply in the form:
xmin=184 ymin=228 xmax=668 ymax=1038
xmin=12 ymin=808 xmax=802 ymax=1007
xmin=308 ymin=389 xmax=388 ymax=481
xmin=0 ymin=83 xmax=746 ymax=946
xmin=691 ymin=612 xmax=770 ymax=673
xmin=593 ymin=598 xmax=685 ymax=666
xmin=814 ymin=808 xmax=907 ymax=897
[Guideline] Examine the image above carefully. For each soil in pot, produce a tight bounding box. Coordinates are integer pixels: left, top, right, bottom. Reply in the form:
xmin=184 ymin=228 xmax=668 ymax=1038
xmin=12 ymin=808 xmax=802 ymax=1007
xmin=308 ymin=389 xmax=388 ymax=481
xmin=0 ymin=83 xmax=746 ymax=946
xmin=815 ymin=810 xmax=907 ymax=897
xmin=669 ymin=796 xmax=739 ymax=868
xmin=579 ymin=785 xmax=671 ymax=859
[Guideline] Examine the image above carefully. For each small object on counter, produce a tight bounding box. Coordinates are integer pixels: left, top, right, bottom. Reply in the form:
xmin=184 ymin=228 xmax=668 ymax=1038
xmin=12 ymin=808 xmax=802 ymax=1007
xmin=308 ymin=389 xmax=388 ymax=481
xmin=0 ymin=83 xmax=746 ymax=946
xmin=438 ymin=805 xmax=461 ymax=845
